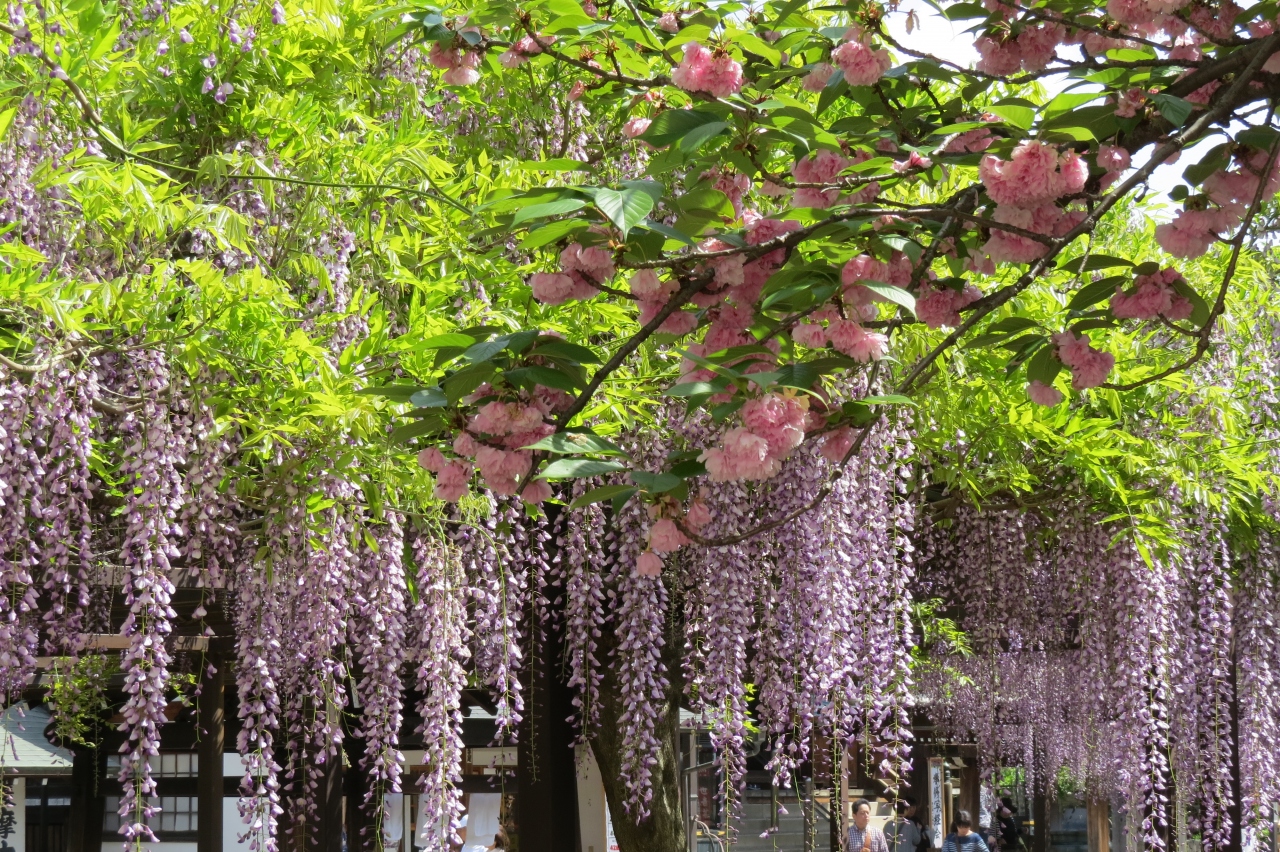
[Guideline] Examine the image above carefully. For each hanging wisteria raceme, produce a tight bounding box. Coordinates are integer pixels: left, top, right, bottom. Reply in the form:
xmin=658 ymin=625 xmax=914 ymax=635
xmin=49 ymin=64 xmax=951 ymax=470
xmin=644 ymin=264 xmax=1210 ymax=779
xmin=557 ymin=490 xmax=608 ymax=740
xmin=753 ymin=448 xmax=834 ymax=787
xmin=32 ymin=364 xmax=96 ymax=654
xmin=452 ymin=498 xmax=525 ymax=744
xmin=682 ymin=483 xmax=756 ymax=829
xmin=278 ymin=476 xmax=357 ymax=841
xmin=1168 ymin=508 xmax=1235 ymax=851
xmin=116 ymin=350 xmax=184 ymax=848
xmin=350 ymin=511 xmax=408 ymax=840
xmin=234 ymin=505 xmax=290 ymax=852
xmin=1236 ymin=534 xmax=1280 ymax=834
xmin=180 ymin=399 xmax=242 ymax=593
xmin=0 ymin=369 xmax=42 ymax=709
xmin=410 ymin=528 xmax=470 ymax=852
xmin=608 ymin=495 xmax=671 ymax=820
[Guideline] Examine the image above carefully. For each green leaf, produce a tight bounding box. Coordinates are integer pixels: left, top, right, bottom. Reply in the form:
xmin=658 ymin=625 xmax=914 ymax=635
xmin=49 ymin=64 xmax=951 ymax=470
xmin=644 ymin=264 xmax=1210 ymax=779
xmin=640 ymin=109 xmax=726 ymax=148
xmin=666 ymin=379 xmax=729 ymax=397
xmin=986 ymin=103 xmax=1036 ymax=130
xmin=592 ymin=184 xmax=660 ymax=240
xmin=0 ymin=108 xmax=16 ymax=142
xmin=1025 ymin=345 xmax=1063 ymax=385
xmin=630 ymin=471 xmax=683 ymax=492
xmin=389 ymin=416 xmax=448 ymax=442
xmin=859 ymin=282 xmax=916 ymax=315
xmin=1058 ymin=254 xmax=1134 ymax=273
xmin=670 ymin=459 xmax=707 ymax=478
xmin=1069 ymin=275 xmax=1127 ymax=312
xmin=679 ymin=120 xmax=730 ymax=152
xmin=522 ymin=431 xmax=628 ymax=455
xmin=1169 ymin=278 xmax=1210 ymax=326
xmin=504 ymin=365 xmax=584 ymax=392
xmin=636 ymin=219 xmax=698 ymax=247
xmin=527 ymin=340 xmax=603 ymax=364
xmin=1153 ymin=94 xmax=1194 ymax=127
xmin=511 ymin=198 xmax=587 ymax=227
xmin=519 ymin=218 xmax=590 ymax=250
xmin=569 ymin=484 xmax=638 ymax=509
xmin=356 ymin=384 xmax=424 ymax=403
xmin=418 ymin=333 xmax=478 ymax=350
xmin=862 ymin=394 xmax=917 ymax=407
xmin=734 ymin=32 xmax=782 ymax=63
xmin=443 ymin=363 xmax=496 ymax=404
xmin=538 ymin=458 xmax=628 ymax=479
xmin=409 ymin=387 xmax=448 ymax=408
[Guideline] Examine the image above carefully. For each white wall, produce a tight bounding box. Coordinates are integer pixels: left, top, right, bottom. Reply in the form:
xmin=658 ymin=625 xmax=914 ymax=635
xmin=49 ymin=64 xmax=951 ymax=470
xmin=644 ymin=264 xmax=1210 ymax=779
xmin=576 ymin=745 xmax=610 ymax=852
xmin=3 ymin=776 xmax=25 ymax=852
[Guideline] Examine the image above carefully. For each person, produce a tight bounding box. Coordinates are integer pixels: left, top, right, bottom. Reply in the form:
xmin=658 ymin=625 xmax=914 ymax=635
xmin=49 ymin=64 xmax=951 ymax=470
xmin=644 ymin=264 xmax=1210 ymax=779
xmin=942 ymin=810 xmax=991 ymax=852
xmin=849 ymin=798 xmax=891 ymax=852
xmin=486 ymin=827 xmax=509 ymax=851
xmin=886 ymin=797 xmax=932 ymax=852
xmin=996 ymin=800 xmax=1024 ymax=852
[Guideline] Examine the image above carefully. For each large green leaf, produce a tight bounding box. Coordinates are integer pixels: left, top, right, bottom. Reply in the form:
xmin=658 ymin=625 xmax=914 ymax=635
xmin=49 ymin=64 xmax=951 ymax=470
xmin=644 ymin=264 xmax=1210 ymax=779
xmin=591 ymin=183 xmax=660 ymax=240
xmin=538 ymin=458 xmax=629 ymax=479
xmin=640 ymin=110 xmax=727 ymax=148
xmin=511 ymin=198 xmax=587 ymax=228
xmin=522 ymin=431 xmax=628 ymax=455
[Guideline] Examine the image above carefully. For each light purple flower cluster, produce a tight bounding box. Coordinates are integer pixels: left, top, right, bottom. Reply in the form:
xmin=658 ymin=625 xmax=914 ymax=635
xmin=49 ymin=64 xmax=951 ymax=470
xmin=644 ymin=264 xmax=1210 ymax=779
xmin=351 ymin=511 xmax=408 ymax=842
xmin=116 ymin=351 xmax=184 ymax=846
xmin=410 ymin=529 xmax=470 ymax=851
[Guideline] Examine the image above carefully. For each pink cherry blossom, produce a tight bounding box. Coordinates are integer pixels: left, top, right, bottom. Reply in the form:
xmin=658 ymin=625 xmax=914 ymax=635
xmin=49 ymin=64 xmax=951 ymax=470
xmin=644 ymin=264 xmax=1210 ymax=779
xmin=801 ymin=63 xmax=836 ymax=92
xmin=827 ymin=319 xmax=887 ymax=362
xmin=518 ymin=479 xmax=553 ymax=504
xmin=636 ymin=550 xmax=663 ymax=577
xmin=741 ymin=394 xmax=808 ymax=460
xmin=630 ymin=269 xmax=675 ymax=301
xmin=623 ymin=117 xmax=652 ymax=138
xmin=979 ymin=141 xmax=1083 ymax=207
xmin=671 ymin=42 xmax=744 ymax=98
xmin=657 ymin=12 xmax=679 ymax=32
xmin=530 ymin=272 xmax=578 ymax=305
xmin=915 ymin=283 xmax=982 ymax=329
xmin=1052 ymin=331 xmax=1114 ymax=390
xmin=648 ymin=518 xmax=689 ymax=553
xmin=942 ymin=128 xmax=994 ymax=154
xmin=831 ymin=36 xmax=892 ymax=86
xmin=1027 ymin=380 xmax=1064 ymax=406
xmin=417 ymin=447 xmax=447 ymax=472
xmin=434 ymin=460 xmax=472 ymax=502
xmin=684 ymin=497 xmax=712 ymax=529
xmin=700 ymin=427 xmax=779 ymax=481
xmin=819 ymin=426 xmax=855 ymax=463
xmin=792 ymin=322 xmax=828 ymax=348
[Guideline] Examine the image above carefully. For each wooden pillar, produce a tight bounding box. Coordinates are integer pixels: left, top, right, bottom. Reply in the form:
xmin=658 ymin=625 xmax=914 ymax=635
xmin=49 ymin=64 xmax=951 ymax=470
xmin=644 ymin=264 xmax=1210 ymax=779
xmin=66 ymin=746 xmax=106 ymax=852
xmin=1087 ymin=799 xmax=1109 ymax=852
xmin=198 ymin=653 xmax=226 ymax=852
xmin=1033 ymin=792 xmax=1051 ymax=852
xmin=517 ymin=601 xmax=581 ymax=852
xmin=345 ymin=726 xmax=371 ymax=852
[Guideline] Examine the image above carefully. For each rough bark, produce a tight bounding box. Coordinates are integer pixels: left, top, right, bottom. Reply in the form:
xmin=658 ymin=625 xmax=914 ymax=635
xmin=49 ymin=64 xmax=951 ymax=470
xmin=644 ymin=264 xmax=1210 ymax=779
xmin=589 ymin=657 xmax=685 ymax=852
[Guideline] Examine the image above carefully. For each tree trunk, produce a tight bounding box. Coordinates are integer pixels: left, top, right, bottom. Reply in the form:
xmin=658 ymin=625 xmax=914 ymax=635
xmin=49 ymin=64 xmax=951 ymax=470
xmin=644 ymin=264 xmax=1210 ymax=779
xmin=589 ymin=664 xmax=685 ymax=852
xmin=518 ymin=600 xmax=581 ymax=852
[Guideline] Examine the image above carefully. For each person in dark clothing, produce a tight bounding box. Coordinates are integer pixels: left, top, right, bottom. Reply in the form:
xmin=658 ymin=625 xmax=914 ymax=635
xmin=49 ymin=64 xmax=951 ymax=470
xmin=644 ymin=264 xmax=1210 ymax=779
xmin=996 ymin=802 xmax=1024 ymax=851
xmin=942 ymin=810 xmax=991 ymax=852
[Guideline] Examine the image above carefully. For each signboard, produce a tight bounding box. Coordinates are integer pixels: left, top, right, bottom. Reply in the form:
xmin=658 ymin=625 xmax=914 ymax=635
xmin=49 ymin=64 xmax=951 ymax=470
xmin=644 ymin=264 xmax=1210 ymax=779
xmin=606 ymin=801 xmax=619 ymax=852
xmin=929 ymin=758 xmax=945 ymax=849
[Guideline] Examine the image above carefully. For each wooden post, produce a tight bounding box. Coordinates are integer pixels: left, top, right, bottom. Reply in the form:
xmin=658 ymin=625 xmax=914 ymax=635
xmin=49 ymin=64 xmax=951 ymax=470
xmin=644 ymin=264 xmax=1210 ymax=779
xmin=1033 ymin=792 xmax=1050 ymax=852
xmin=830 ymin=737 xmax=845 ymax=852
xmin=198 ymin=653 xmax=225 ymax=852
xmin=66 ymin=746 xmax=106 ymax=852
xmin=516 ymin=552 xmax=581 ymax=852
xmin=344 ymin=731 xmax=371 ymax=852
xmin=1087 ymin=799 xmax=1109 ymax=852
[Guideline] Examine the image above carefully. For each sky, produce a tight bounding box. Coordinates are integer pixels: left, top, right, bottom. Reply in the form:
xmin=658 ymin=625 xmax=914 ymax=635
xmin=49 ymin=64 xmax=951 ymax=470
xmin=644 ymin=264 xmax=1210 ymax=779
xmin=877 ymin=0 xmax=1205 ymax=210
